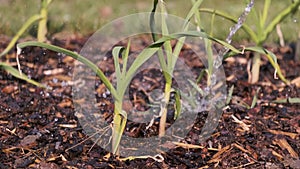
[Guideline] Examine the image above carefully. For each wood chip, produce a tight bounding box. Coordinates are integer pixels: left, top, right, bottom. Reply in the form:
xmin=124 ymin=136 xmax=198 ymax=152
xmin=6 ymin=128 xmax=17 ymax=135
xmin=59 ymin=154 xmax=68 ymax=162
xmin=37 ymin=162 xmax=60 ymax=169
xmin=274 ymin=138 xmax=299 ymax=158
xmin=231 ymin=162 xmax=256 ymax=169
xmin=198 ymin=166 xmax=210 ymax=169
xmin=28 ymin=87 xmax=36 ymax=92
xmin=271 ymin=150 xmax=284 ymax=159
xmin=1 ymin=85 xmax=17 ymax=94
xmin=63 ymin=56 xmax=75 ymax=63
xmin=291 ymin=76 xmax=300 ymax=87
xmin=231 ymin=114 xmax=251 ymax=131
xmin=172 ymin=142 xmax=218 ymax=151
xmin=208 ymin=145 xmax=231 ymax=163
xmin=0 ymin=120 xmax=8 ymax=124
xmin=233 ymin=143 xmax=250 ymax=154
xmin=225 ymin=57 xmax=248 ymax=64
xmin=20 ymin=135 xmax=40 ymax=147
xmin=58 ymin=124 xmax=77 ymax=128
xmin=43 ymin=68 xmax=64 ymax=75
xmin=57 ymin=99 xmax=72 ymax=108
xmin=226 ymin=74 xmax=235 ymax=81
xmin=267 ymin=129 xmax=298 ymax=139
xmin=44 ymin=74 xmax=72 ymax=81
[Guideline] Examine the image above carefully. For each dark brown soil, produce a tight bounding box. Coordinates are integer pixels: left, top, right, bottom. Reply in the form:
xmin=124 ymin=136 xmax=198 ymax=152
xmin=0 ymin=34 xmax=299 ymax=169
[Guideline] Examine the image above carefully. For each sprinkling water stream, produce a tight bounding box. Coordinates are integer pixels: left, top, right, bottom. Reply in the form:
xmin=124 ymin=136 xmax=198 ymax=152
xmin=192 ymin=0 xmax=255 ymax=143
xmin=216 ymin=0 xmax=254 ymax=81
xmin=225 ymin=0 xmax=254 ymax=45
xmin=218 ymin=0 xmax=254 ymax=67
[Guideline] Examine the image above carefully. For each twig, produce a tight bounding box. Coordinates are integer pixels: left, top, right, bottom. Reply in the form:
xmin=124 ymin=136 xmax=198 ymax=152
xmin=172 ymin=141 xmax=219 ymax=151
xmin=273 ymin=138 xmax=299 ymax=158
xmin=208 ymin=145 xmax=232 ymax=163
xmin=231 ymin=161 xmax=256 ymax=169
xmin=231 ymin=114 xmax=251 ymax=131
xmin=267 ymin=129 xmax=298 ymax=139
xmin=119 ymin=154 xmax=164 ymax=162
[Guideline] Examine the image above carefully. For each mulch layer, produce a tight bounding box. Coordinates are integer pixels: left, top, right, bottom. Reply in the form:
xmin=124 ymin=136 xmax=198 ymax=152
xmin=0 ymin=34 xmax=299 ymax=169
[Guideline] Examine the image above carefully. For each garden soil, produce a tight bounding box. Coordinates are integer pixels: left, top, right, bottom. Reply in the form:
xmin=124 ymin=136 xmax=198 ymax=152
xmin=0 ymin=34 xmax=299 ymax=169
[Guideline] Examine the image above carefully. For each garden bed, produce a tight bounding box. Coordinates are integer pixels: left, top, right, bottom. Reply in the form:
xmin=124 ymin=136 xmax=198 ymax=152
xmin=0 ymin=35 xmax=299 ymax=168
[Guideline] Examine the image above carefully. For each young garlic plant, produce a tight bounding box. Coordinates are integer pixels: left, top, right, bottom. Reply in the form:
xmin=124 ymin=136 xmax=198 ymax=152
xmin=0 ymin=0 xmax=52 ymax=88
xmin=200 ymin=0 xmax=300 ymax=84
xmin=150 ymin=0 xmax=242 ymax=137
xmin=16 ymin=0 xmax=241 ymax=155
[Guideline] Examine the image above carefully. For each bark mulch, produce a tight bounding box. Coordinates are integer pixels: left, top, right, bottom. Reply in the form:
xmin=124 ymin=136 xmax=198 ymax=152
xmin=0 ymin=34 xmax=299 ymax=168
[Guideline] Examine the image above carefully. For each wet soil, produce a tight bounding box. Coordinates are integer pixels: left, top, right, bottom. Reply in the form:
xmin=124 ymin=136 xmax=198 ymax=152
xmin=0 ymin=34 xmax=299 ymax=169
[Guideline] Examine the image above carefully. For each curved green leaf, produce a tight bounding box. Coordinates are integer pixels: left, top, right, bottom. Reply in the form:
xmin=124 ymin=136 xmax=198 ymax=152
xmin=152 ymin=31 xmax=241 ymax=54
xmin=16 ymin=41 xmax=119 ymax=99
xmin=264 ymin=0 xmax=300 ymax=42
xmin=112 ymin=46 xmax=124 ymax=86
xmin=199 ymin=8 xmax=258 ymax=43
xmin=0 ymin=62 xmax=45 ymax=88
xmin=224 ymin=46 xmax=289 ymax=84
xmin=272 ymin=97 xmax=300 ymax=104
xmin=0 ymin=15 xmax=43 ymax=57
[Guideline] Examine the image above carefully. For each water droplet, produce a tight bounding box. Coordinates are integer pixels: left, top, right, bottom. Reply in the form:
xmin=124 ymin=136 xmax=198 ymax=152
xmin=52 ymin=78 xmax=58 ymax=83
xmin=203 ymin=86 xmax=210 ymax=96
xmin=213 ymin=56 xmax=222 ymax=68
xmin=46 ymin=85 xmax=52 ymax=90
xmin=61 ymin=81 xmax=67 ymax=87
xmin=210 ymin=74 xmax=217 ymax=86
xmin=293 ymin=18 xmax=297 ymax=23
